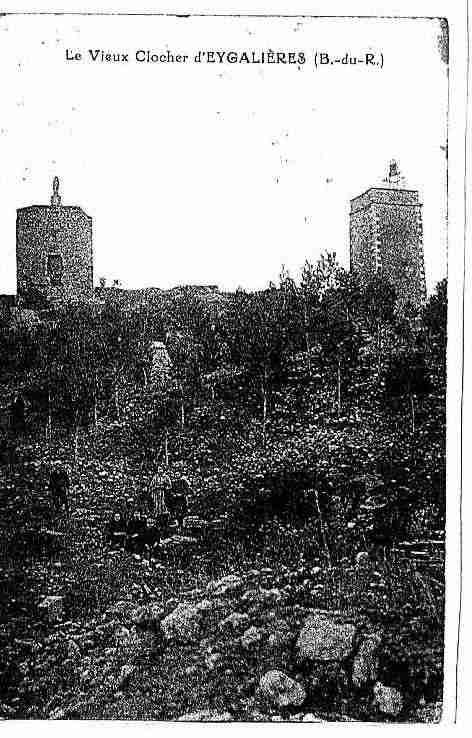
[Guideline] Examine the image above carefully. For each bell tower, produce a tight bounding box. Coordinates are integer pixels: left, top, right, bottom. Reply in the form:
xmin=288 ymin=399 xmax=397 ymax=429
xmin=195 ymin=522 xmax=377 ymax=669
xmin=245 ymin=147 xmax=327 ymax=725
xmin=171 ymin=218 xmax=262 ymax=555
xmin=349 ymin=161 xmax=426 ymax=311
xmin=16 ymin=177 xmax=93 ymax=304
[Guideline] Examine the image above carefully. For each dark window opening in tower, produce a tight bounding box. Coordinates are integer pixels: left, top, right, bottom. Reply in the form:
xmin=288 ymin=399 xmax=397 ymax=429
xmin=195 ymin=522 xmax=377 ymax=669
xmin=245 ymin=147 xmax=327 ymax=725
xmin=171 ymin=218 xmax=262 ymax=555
xmin=47 ymin=254 xmax=64 ymax=286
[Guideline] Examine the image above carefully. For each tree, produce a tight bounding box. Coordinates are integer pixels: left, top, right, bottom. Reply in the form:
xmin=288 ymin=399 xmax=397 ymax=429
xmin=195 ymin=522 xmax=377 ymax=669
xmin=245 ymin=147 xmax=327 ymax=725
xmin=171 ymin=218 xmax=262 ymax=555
xmin=229 ymin=287 xmax=289 ymax=445
xmin=318 ymin=278 xmax=362 ymax=418
xmin=299 ymin=253 xmax=347 ymax=374
xmin=36 ymin=304 xmax=105 ymax=458
xmin=361 ymin=275 xmax=397 ymax=375
xmin=384 ymin=349 xmax=431 ymax=435
xmin=166 ymin=331 xmax=203 ymax=430
xmin=422 ymin=278 xmax=447 ymax=373
xmin=278 ymin=265 xmax=305 ymax=357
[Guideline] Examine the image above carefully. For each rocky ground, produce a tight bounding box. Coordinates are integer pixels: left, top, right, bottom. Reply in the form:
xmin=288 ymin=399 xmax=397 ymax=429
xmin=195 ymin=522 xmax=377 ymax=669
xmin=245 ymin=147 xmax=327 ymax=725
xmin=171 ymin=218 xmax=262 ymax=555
xmin=0 ymin=352 xmax=445 ymax=722
xmin=1 ymin=523 xmax=443 ymax=722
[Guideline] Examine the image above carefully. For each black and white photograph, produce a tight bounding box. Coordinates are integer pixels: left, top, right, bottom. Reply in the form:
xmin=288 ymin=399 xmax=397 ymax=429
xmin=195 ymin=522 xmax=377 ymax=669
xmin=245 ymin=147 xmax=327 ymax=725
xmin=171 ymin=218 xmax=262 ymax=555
xmin=0 ymin=2 xmax=466 ymax=727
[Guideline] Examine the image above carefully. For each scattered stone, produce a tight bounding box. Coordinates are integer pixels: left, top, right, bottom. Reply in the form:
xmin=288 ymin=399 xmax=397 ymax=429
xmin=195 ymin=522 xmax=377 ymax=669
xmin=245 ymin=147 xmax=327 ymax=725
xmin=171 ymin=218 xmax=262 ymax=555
xmin=49 ymin=707 xmax=65 ymax=720
xmin=259 ymin=669 xmax=306 ymax=708
xmin=177 ymin=710 xmax=233 ymax=721
xmin=352 ymin=632 xmax=382 ymax=687
xmin=38 ymin=596 xmax=63 ymax=622
xmin=161 ymin=603 xmax=202 ymax=643
xmin=373 ymin=682 xmax=404 ymax=716
xmin=118 ymin=664 xmax=135 ymax=689
xmin=132 ymin=603 xmax=164 ymax=631
xmin=205 ymin=651 xmax=222 ymax=670
xmin=241 ymin=588 xmax=260 ymax=606
xmin=266 ymin=619 xmax=293 ymax=650
xmin=249 ymin=709 xmax=266 ymax=721
xmin=95 ymin=620 xmax=119 ymax=639
xmin=218 ymin=612 xmax=250 ymax=634
xmin=240 ymin=626 xmax=263 ymax=649
xmin=355 ymin=551 xmax=370 ymax=569
xmin=296 ymin=612 xmax=357 ymax=662
xmin=195 ymin=599 xmax=213 ymax=614
xmin=302 ymin=713 xmax=322 ymax=722
xmin=66 ymin=639 xmax=81 ymax=662
xmin=160 ymin=535 xmax=198 ymax=549
xmin=106 ymin=600 xmax=135 ymax=622
xmin=207 ymin=574 xmax=243 ymax=597
xmin=309 ymin=662 xmax=343 ymax=693
xmin=413 ymin=701 xmax=442 ymax=723
xmin=187 ymin=588 xmax=204 ymax=599
xmin=114 ymin=625 xmax=131 ymax=645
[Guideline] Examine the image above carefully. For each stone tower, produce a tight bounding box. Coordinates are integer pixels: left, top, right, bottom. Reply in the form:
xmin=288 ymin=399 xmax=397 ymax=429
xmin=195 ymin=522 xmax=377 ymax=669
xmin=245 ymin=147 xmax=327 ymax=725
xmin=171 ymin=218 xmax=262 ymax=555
xmin=349 ymin=161 xmax=426 ymax=311
xmin=16 ymin=177 xmax=93 ymax=304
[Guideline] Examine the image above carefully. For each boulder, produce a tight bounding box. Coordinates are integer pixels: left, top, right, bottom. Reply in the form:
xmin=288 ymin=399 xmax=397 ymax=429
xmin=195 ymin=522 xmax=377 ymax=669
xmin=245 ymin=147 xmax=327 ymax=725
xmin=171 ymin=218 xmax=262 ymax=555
xmin=352 ymin=632 xmax=382 ymax=687
xmin=161 ymin=603 xmax=202 ymax=643
xmin=373 ymin=682 xmax=403 ymax=716
xmin=296 ymin=612 xmax=357 ymax=662
xmin=259 ymin=669 xmax=306 ymax=708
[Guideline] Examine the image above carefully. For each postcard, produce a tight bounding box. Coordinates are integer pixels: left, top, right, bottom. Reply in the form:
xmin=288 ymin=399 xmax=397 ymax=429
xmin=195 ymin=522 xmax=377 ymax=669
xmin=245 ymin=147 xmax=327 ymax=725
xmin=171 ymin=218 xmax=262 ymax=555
xmin=0 ymin=1 xmax=467 ymax=728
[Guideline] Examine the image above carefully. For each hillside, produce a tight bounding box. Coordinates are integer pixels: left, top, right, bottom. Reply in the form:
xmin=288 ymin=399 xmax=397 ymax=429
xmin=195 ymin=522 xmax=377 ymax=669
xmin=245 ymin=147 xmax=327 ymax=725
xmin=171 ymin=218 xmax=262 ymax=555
xmin=0 ymin=326 xmax=445 ymax=721
xmin=0 ymin=264 xmax=447 ymax=721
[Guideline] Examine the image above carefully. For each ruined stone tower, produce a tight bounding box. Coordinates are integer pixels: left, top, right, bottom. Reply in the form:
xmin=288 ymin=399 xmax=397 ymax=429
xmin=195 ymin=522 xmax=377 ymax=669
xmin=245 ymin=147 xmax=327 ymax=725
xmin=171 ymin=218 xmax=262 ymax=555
xmin=349 ymin=161 xmax=426 ymax=311
xmin=16 ymin=178 xmax=93 ymax=304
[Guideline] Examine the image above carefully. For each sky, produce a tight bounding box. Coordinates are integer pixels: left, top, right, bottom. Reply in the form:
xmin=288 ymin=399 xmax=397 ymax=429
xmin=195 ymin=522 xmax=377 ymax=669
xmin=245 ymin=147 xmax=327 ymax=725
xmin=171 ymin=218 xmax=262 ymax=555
xmin=0 ymin=14 xmax=448 ymax=294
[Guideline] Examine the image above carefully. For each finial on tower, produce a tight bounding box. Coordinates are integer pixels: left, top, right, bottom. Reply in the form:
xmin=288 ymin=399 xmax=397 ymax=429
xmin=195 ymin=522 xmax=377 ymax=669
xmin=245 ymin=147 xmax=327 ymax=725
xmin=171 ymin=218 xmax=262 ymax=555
xmin=382 ymin=159 xmax=406 ymax=188
xmin=388 ymin=160 xmax=400 ymax=182
xmin=51 ymin=176 xmax=61 ymax=206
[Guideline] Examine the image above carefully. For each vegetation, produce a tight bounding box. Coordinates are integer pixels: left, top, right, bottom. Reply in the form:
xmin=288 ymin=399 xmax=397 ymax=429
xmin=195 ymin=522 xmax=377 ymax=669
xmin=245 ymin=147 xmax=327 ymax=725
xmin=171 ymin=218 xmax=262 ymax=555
xmin=0 ymin=257 xmax=447 ymax=720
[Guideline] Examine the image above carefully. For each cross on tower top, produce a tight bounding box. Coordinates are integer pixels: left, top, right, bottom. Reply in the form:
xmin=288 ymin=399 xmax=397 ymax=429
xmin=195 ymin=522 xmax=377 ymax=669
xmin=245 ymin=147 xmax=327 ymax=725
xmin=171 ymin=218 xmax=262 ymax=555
xmin=51 ymin=176 xmax=61 ymax=207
